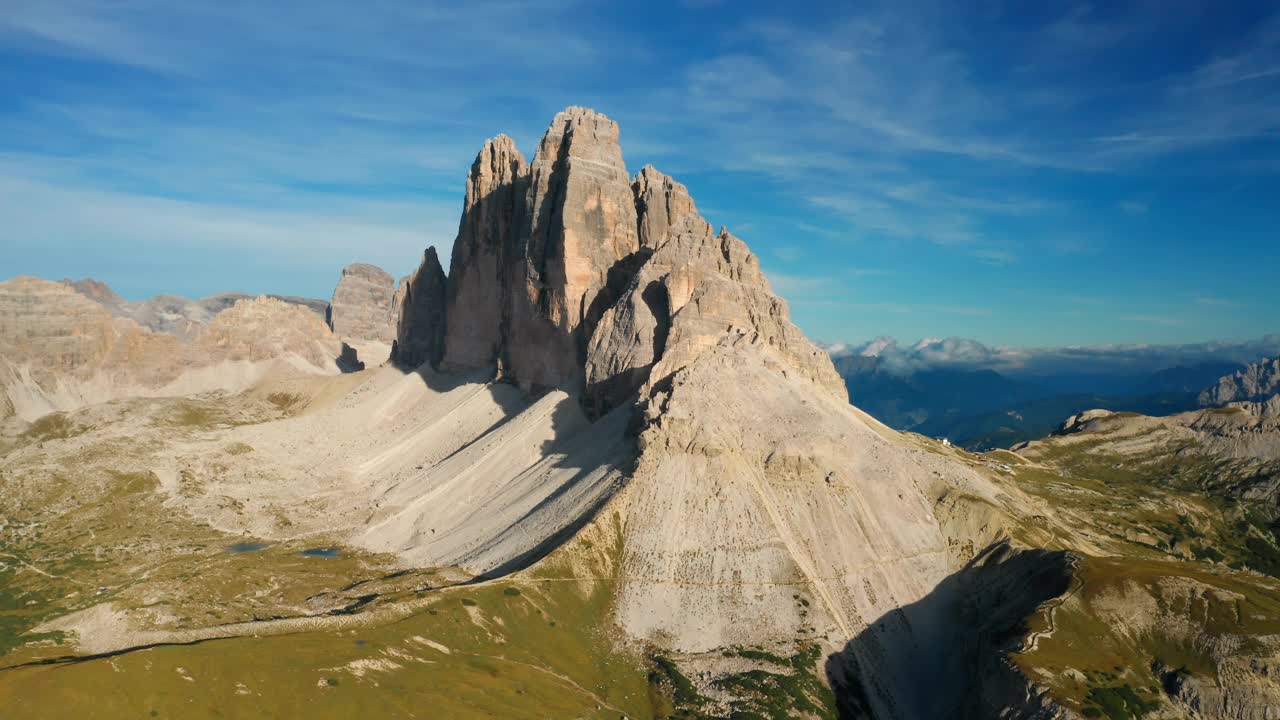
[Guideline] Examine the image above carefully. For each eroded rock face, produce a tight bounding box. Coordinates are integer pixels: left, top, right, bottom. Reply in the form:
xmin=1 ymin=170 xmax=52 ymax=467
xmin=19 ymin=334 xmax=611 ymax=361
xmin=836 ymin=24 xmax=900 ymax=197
xmin=327 ymin=263 xmax=397 ymax=344
xmin=197 ymin=296 xmax=342 ymax=368
xmin=503 ymin=107 xmax=641 ymax=388
xmin=0 ymin=277 xmax=344 ymax=421
xmin=585 ymin=212 xmax=844 ymax=412
xmin=1164 ymin=657 xmax=1280 ymax=720
xmin=391 ymin=248 xmax=447 ymax=369
xmin=63 ymin=277 xmax=126 ymax=309
xmin=424 ymin=108 xmax=841 ymax=409
xmin=436 ymin=108 xmax=647 ymax=389
xmin=632 ymin=164 xmax=697 ymax=250
xmin=442 ymin=135 xmax=528 ymax=371
xmin=1202 ymin=356 xmax=1280 ymax=408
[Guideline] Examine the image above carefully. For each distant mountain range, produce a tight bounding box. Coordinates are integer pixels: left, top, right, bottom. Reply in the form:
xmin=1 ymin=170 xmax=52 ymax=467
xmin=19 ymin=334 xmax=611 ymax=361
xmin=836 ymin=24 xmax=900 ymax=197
xmin=828 ymin=336 xmax=1280 ymax=449
xmin=63 ymin=277 xmax=328 ymax=339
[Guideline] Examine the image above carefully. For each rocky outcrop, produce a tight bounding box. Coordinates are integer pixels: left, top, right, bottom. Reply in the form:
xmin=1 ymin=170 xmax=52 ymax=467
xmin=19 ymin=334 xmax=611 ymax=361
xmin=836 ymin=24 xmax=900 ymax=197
xmin=327 ymin=263 xmax=398 ymax=344
xmin=1163 ymin=657 xmax=1280 ymax=720
xmin=632 ymin=164 xmax=698 ymax=249
xmin=0 ymin=277 xmax=345 ymax=421
xmin=63 ymin=277 xmax=126 ymax=309
xmin=197 ymin=296 xmax=343 ymax=368
xmin=438 ymin=109 xmax=654 ymax=390
xmin=391 ymin=248 xmax=447 ymax=369
xmin=1202 ymin=356 xmax=1280 ymax=409
xmin=422 ymin=107 xmax=842 ymax=410
xmin=507 ymin=108 xmax=640 ymax=387
xmin=505 ymin=107 xmax=642 ymax=388
xmin=585 ymin=211 xmax=844 ymax=411
xmin=441 ymin=135 xmax=528 ymax=372
xmin=1055 ymin=408 xmax=1115 ymax=435
xmin=826 ymin=542 xmax=1074 ymax=719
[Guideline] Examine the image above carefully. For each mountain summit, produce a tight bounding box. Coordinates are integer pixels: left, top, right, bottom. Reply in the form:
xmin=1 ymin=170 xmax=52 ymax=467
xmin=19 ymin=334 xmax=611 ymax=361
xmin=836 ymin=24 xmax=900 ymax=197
xmin=398 ymin=107 xmax=842 ymax=412
xmin=383 ymin=107 xmax=1040 ymax=717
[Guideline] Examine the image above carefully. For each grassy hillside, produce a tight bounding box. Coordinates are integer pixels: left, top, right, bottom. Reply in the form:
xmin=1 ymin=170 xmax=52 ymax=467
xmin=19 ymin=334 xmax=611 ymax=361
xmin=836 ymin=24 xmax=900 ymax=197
xmin=997 ymin=414 xmax=1280 ymax=718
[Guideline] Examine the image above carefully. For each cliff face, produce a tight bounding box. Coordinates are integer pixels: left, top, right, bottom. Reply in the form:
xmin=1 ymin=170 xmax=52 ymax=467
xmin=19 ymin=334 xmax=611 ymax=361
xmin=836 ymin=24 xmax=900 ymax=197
xmin=440 ymin=135 xmax=529 ymax=371
xmin=391 ymin=248 xmax=447 ymax=369
xmin=423 ymin=107 xmax=843 ymax=412
xmin=327 ymin=263 xmax=398 ymax=345
xmin=436 ymin=108 xmax=644 ymax=390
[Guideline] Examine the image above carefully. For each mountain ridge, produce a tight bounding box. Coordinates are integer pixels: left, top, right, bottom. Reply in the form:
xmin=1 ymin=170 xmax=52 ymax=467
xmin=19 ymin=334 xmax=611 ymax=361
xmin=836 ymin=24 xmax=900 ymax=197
xmin=1201 ymin=355 xmax=1280 ymax=410
xmin=0 ymin=276 xmax=348 ymax=421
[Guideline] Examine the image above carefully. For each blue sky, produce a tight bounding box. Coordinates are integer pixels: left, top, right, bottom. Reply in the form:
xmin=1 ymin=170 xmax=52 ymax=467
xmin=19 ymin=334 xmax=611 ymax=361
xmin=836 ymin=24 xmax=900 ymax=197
xmin=2 ymin=1 xmax=1278 ymax=348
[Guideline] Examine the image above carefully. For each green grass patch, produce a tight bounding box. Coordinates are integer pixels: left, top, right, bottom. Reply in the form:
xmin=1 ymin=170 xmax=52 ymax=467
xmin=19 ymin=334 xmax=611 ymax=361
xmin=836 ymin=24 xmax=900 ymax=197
xmin=0 ymin=517 xmax=658 ymax=719
xmin=1084 ymin=684 xmax=1158 ymax=719
xmin=21 ymin=413 xmax=83 ymax=442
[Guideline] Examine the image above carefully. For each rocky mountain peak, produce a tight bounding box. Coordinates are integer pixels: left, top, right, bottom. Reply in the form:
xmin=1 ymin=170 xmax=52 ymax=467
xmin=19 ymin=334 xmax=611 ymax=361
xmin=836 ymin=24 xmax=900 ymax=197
xmin=198 ymin=295 xmax=341 ymax=367
xmin=327 ymin=262 xmax=397 ymax=346
xmin=62 ymin=277 xmax=126 ymax=309
xmin=392 ymin=248 xmax=447 ymax=369
xmin=1201 ymin=355 xmax=1280 ymax=408
xmin=501 ymin=107 xmax=639 ymax=388
xmin=341 ymin=263 xmax=393 ymax=282
xmin=470 ymin=134 xmax=528 ymax=198
xmin=407 ymin=106 xmax=843 ymax=413
xmin=533 ymin=106 xmax=627 ymax=179
xmin=632 ymin=164 xmax=697 ymax=249
xmin=439 ymin=135 xmax=529 ymax=371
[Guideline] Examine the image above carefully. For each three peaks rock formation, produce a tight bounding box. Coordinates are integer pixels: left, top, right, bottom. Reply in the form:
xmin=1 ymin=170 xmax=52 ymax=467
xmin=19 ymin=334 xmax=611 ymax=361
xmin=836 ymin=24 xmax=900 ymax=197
xmin=398 ymin=106 xmax=841 ymax=414
xmin=381 ymin=107 xmax=1029 ymax=717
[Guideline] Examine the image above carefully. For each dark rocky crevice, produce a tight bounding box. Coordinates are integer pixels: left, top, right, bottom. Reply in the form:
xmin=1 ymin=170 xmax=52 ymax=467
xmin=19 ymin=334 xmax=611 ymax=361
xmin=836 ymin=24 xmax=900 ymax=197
xmin=826 ymin=541 xmax=1074 ymax=719
xmin=641 ymin=279 xmax=671 ymax=362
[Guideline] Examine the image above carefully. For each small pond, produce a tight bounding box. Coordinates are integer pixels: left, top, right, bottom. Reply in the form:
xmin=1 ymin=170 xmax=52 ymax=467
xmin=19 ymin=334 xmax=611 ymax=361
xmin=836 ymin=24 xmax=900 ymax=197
xmin=225 ymin=542 xmax=270 ymax=553
xmin=298 ymin=547 xmax=341 ymax=558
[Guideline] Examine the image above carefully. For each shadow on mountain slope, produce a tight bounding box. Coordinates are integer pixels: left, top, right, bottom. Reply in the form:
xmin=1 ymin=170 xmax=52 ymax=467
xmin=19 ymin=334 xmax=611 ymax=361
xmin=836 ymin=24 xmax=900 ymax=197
xmin=826 ymin=541 xmax=1075 ymax=720
xmin=359 ymin=357 xmax=637 ymax=577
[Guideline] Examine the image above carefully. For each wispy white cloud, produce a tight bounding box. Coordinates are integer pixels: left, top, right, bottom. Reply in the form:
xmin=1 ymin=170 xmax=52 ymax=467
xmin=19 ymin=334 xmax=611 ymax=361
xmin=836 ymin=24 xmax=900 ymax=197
xmin=771 ymin=245 xmax=804 ymax=262
xmin=0 ymin=173 xmax=458 ymax=297
xmin=765 ymin=272 xmax=843 ymax=298
xmin=1194 ymin=296 xmax=1244 ymax=308
xmin=973 ymin=249 xmax=1017 ymax=266
xmin=847 ymin=267 xmax=895 ymax=277
xmin=1125 ymin=314 xmax=1182 ymax=327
